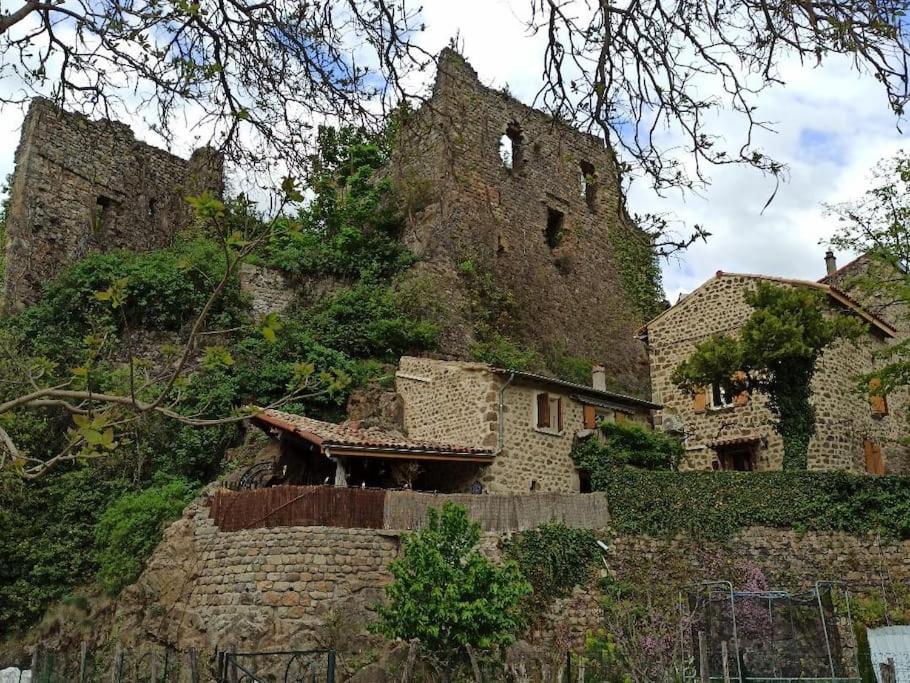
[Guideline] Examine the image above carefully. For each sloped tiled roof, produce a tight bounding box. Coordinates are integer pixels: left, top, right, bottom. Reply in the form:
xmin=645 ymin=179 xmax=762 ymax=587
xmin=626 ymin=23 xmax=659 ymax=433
xmin=640 ymin=271 xmax=897 ymax=338
xmin=254 ymin=409 xmax=495 ymax=460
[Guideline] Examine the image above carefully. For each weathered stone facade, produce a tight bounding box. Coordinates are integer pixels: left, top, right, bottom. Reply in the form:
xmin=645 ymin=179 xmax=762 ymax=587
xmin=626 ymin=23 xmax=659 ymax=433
xmin=396 ymin=356 xmax=654 ymax=493
xmin=645 ymin=273 xmax=909 ymax=473
xmin=392 ymin=50 xmax=653 ymax=395
xmin=238 ymin=264 xmax=296 ymax=317
xmin=2 ymin=98 xmax=224 ymax=312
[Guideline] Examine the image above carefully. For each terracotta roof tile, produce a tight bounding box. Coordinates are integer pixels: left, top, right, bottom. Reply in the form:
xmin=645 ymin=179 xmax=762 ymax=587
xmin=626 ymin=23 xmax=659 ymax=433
xmin=254 ymin=409 xmax=495 ymax=458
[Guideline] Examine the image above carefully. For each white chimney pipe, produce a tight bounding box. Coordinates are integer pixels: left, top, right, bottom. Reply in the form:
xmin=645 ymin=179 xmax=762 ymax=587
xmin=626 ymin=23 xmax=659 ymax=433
xmin=592 ymin=364 xmax=607 ymax=391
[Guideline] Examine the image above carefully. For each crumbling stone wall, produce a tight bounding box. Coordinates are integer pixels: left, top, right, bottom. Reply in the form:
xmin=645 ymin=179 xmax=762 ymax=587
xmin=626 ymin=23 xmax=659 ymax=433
xmin=392 ymin=50 xmax=652 ymax=396
xmin=647 ymin=274 xmax=909 ymax=472
xmin=2 ymin=98 xmax=224 ymax=312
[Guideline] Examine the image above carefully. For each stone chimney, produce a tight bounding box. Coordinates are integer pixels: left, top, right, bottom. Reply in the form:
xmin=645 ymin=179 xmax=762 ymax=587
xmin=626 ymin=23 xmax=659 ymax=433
xmin=592 ymin=365 xmax=607 ymax=391
xmin=825 ymin=250 xmax=837 ymax=275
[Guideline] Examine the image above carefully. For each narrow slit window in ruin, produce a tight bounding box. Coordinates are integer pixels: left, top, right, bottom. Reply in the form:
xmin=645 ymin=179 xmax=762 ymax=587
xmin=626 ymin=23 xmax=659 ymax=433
xmin=94 ymin=196 xmax=114 ymax=236
xmin=147 ymin=198 xmax=157 ymax=218
xmin=499 ymin=122 xmax=523 ymax=170
xmin=545 ymin=206 xmax=565 ymax=249
xmin=580 ymin=160 xmax=597 ymax=209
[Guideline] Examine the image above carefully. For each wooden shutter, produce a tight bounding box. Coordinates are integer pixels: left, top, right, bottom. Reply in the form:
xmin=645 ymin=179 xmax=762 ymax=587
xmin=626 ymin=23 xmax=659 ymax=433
xmin=692 ymin=387 xmax=707 ymax=414
xmin=583 ymin=405 xmax=597 ymax=430
xmin=536 ymin=393 xmax=550 ymax=429
xmin=556 ymin=398 xmax=564 ymax=431
xmin=615 ymin=412 xmax=626 ymax=423
xmin=869 ymin=378 xmax=889 ymax=416
xmin=733 ymin=371 xmax=749 ymax=407
xmin=864 ymin=439 xmax=885 ymax=475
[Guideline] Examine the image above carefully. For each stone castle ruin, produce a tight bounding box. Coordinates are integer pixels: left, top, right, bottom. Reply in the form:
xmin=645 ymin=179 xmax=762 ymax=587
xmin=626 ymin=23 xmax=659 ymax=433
xmin=1 ymin=98 xmax=224 ymax=312
xmin=394 ymin=49 xmax=654 ymax=395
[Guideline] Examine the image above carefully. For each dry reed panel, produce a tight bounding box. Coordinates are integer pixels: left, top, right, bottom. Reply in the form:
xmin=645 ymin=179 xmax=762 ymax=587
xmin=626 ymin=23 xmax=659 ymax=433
xmin=210 ymin=486 xmax=386 ymax=531
xmin=383 ymin=492 xmax=610 ymax=531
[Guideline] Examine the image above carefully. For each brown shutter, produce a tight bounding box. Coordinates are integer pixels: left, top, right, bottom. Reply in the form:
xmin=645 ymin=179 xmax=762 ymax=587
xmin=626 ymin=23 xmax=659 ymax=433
xmin=537 ymin=393 xmax=550 ymax=429
xmin=557 ymin=398 xmax=563 ymax=431
xmin=864 ymin=439 xmax=886 ymax=475
xmin=733 ymin=371 xmax=749 ymax=407
xmin=692 ymin=387 xmax=707 ymax=414
xmin=615 ymin=412 xmax=626 ymax=423
xmin=583 ymin=405 xmax=597 ymax=430
xmin=869 ymin=378 xmax=889 ymax=416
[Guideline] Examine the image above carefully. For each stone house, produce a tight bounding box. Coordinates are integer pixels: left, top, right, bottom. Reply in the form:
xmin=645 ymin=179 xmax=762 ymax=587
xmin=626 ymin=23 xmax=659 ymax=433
xmin=253 ymin=356 xmax=657 ymax=494
xmin=642 ymin=271 xmax=908 ymax=474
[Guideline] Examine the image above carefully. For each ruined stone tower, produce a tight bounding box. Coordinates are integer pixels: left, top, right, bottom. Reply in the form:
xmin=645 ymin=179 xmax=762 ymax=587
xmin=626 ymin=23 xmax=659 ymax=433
xmin=2 ymin=98 xmax=224 ymax=312
xmin=394 ymin=50 xmax=654 ymax=395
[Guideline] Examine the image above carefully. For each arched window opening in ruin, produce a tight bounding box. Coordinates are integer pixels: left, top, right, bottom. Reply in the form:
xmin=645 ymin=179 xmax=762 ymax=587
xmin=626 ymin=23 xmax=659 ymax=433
xmin=499 ymin=122 xmax=523 ymax=170
xmin=580 ymin=160 xmax=597 ymax=209
xmin=545 ymin=206 xmax=565 ymax=249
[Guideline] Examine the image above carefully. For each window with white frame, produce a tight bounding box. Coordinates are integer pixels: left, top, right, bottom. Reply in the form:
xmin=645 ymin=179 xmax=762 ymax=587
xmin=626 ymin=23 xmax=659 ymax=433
xmin=709 ymin=383 xmax=735 ymax=410
xmin=535 ymin=392 xmax=563 ymax=433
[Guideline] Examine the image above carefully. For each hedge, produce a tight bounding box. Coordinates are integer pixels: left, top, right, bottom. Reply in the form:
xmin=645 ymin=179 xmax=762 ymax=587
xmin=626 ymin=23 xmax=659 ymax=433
xmin=599 ymin=469 xmax=910 ymax=540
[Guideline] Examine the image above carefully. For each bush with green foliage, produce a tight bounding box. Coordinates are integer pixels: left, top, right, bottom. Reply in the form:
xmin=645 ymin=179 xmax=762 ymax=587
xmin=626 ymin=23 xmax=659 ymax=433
xmin=572 ymin=421 xmax=684 ymax=474
xmin=300 ymin=281 xmax=439 ymax=359
xmin=502 ymin=523 xmax=600 ymax=605
xmin=372 ymin=503 xmax=530 ymax=670
xmin=590 ymin=468 xmax=910 ymax=540
xmin=265 ymin=126 xmax=413 ymax=280
xmin=17 ymin=240 xmax=246 ymax=350
xmin=0 ymin=468 xmax=130 ymax=634
xmin=93 ymin=475 xmax=196 ymax=593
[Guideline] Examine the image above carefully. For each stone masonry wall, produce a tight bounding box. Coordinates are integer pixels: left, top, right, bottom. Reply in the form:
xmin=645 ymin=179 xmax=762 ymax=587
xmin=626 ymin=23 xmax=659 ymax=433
xmin=392 ymin=50 xmax=652 ymax=396
xmin=116 ymin=495 xmax=910 ymax=663
xmin=2 ymin=98 xmax=224 ymax=311
xmin=647 ymin=274 xmax=909 ymax=472
xmin=238 ymin=264 xmax=296 ymax=317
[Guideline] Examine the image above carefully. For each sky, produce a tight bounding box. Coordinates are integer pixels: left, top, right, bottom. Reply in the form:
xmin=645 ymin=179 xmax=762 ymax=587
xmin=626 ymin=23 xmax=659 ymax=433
xmin=0 ymin=0 xmax=906 ymax=303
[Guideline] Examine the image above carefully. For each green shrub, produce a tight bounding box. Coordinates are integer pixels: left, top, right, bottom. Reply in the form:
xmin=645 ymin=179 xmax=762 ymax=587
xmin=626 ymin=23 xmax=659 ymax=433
xmin=372 ymin=503 xmax=530 ymax=667
xmin=572 ymin=421 xmax=684 ymax=473
xmin=264 ymin=126 xmax=413 ymax=280
xmin=502 ymin=522 xmax=600 ymax=602
xmin=0 ymin=467 xmax=129 ymax=634
xmin=17 ymin=240 xmax=246 ymax=358
xmin=469 ymin=334 xmax=546 ymax=371
xmin=94 ymin=475 xmax=196 ymax=594
xmin=301 ymin=281 xmax=439 ymax=359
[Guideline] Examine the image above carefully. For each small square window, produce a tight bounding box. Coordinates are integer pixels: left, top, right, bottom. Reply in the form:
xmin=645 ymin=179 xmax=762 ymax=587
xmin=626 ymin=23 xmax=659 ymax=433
xmin=709 ymin=383 xmax=735 ymax=410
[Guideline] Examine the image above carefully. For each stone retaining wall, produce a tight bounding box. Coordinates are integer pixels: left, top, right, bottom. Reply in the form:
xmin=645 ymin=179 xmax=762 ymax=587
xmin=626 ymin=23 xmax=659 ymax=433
xmin=115 ymin=494 xmax=910 ymax=661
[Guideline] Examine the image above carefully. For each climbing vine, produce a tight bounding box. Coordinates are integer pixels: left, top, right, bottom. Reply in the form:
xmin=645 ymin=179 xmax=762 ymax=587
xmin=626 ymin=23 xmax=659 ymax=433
xmin=608 ymin=224 xmax=664 ymax=320
xmin=502 ymin=522 xmax=600 ymax=606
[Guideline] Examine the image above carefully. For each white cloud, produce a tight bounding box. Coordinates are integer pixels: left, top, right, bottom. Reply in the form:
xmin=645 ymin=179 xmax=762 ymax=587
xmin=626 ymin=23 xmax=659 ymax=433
xmin=0 ymin=0 xmax=906 ymax=304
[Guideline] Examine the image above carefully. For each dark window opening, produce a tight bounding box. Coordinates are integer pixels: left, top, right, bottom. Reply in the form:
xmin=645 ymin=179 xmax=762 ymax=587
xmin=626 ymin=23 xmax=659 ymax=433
xmin=580 ymin=160 xmax=597 ymax=209
xmin=710 ymin=383 xmax=735 ymax=409
xmin=93 ymin=195 xmax=114 ymax=237
xmin=545 ymin=207 xmax=565 ymax=249
xmin=716 ymin=444 xmax=756 ymax=472
xmin=530 ymin=480 xmax=540 ymax=492
xmin=578 ymin=470 xmax=592 ymax=493
xmin=147 ymin=198 xmax=157 ymax=218
xmin=499 ymin=122 xmax=524 ymax=170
